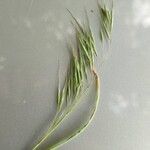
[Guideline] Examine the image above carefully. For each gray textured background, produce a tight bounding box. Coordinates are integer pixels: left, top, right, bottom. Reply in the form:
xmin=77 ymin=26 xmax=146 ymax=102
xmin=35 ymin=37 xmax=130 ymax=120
xmin=0 ymin=0 xmax=150 ymax=150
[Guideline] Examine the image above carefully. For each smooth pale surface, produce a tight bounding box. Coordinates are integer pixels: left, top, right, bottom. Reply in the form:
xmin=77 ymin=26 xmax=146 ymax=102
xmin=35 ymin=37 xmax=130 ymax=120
xmin=0 ymin=0 xmax=150 ymax=150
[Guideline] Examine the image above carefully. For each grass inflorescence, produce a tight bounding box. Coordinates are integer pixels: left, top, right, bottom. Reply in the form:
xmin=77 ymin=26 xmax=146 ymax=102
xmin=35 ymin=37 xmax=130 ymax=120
xmin=32 ymin=1 xmax=113 ymax=150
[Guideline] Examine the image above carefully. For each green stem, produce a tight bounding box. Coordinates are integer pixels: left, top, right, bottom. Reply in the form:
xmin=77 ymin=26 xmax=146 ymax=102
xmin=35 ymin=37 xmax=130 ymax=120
xmin=32 ymin=85 xmax=89 ymax=150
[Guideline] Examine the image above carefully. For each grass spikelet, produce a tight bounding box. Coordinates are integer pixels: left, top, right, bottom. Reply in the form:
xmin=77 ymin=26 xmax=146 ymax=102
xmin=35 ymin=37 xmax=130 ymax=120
xmin=98 ymin=1 xmax=113 ymax=42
